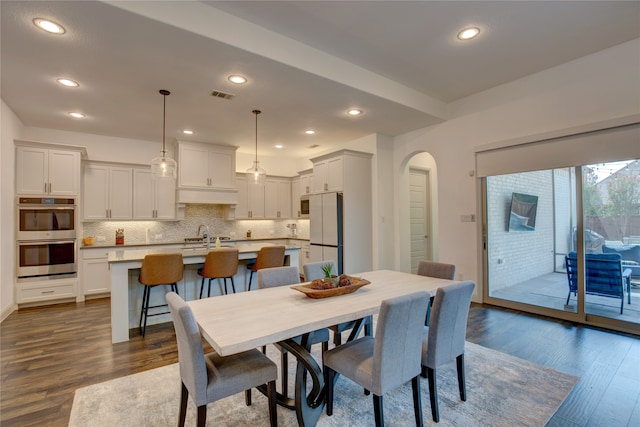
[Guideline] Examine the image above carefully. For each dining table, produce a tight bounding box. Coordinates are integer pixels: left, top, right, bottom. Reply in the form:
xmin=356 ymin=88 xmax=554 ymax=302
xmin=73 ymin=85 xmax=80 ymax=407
xmin=187 ymin=269 xmax=460 ymax=427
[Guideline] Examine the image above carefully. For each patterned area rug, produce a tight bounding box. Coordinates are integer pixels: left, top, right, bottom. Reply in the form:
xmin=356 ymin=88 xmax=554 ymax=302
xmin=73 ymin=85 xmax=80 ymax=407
xmin=69 ymin=342 xmax=577 ymax=426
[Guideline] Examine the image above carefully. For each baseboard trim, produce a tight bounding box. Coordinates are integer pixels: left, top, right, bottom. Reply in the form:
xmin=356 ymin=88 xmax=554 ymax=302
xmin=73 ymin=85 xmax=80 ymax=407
xmin=1 ymin=303 xmax=17 ymax=323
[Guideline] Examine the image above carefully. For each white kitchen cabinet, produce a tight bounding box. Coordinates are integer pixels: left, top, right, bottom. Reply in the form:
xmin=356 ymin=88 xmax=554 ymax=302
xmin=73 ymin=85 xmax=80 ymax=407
xmin=83 ymin=163 xmax=132 ymax=220
xmin=265 ymin=178 xmax=291 ymax=219
xmin=178 ymin=142 xmax=236 ymax=189
xmin=232 ymin=174 xmax=266 ymax=219
xmin=132 ymin=168 xmax=175 ymax=220
xmin=312 ymin=156 xmax=343 ymax=193
xmin=80 ymin=248 xmax=110 ymax=296
xmin=299 ymin=169 xmax=313 ymax=195
xmin=16 ymin=276 xmax=77 ymax=304
xmin=291 ymin=177 xmax=301 ymax=218
xmin=16 ymin=145 xmax=81 ymax=196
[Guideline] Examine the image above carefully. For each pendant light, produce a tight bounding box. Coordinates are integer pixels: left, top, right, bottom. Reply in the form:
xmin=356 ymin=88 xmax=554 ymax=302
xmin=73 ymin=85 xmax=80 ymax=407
xmin=150 ymin=89 xmax=177 ymax=180
xmin=246 ymin=109 xmax=266 ymax=185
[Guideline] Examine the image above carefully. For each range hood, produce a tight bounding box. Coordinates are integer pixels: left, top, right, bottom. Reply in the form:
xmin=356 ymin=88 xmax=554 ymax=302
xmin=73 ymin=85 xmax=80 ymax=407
xmin=177 ymin=187 xmax=238 ymax=205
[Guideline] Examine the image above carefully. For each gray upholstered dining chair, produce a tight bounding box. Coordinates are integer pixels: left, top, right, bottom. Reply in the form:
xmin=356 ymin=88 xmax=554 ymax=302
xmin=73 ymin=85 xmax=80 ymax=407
xmin=257 ymin=265 xmax=330 ymax=398
xmin=323 ymin=291 xmax=430 ymax=427
xmin=303 ymin=260 xmax=372 ymax=346
xmin=417 ymin=260 xmax=457 ymax=327
xmin=421 ymin=280 xmax=475 ymax=422
xmin=417 ymin=260 xmax=456 ymax=280
xmin=166 ymin=292 xmax=278 ymax=427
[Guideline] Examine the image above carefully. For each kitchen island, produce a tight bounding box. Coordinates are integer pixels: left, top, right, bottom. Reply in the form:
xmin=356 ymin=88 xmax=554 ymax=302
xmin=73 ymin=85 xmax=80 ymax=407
xmin=107 ymin=242 xmax=300 ymax=343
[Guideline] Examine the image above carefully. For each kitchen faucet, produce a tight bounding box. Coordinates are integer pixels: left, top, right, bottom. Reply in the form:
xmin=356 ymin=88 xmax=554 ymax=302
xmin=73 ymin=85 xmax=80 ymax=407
xmin=197 ymin=224 xmax=211 ymax=251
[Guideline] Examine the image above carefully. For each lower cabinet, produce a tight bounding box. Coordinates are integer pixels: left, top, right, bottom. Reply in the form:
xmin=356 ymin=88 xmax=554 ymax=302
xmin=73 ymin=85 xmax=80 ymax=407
xmin=81 ymin=249 xmax=110 ymax=296
xmin=16 ymin=277 xmax=77 ymax=304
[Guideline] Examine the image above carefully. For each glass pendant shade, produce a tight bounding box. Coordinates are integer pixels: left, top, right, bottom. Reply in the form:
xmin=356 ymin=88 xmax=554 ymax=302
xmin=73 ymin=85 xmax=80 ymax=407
xmin=247 ymin=109 xmax=266 ymax=185
xmin=151 ymin=89 xmax=177 ymax=180
xmin=246 ymin=160 xmax=266 ymax=185
xmin=151 ymin=151 xmax=177 ymax=180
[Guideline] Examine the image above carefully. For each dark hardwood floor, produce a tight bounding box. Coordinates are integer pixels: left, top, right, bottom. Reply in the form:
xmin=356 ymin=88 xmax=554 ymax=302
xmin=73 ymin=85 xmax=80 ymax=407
xmin=1 ymin=298 xmax=639 ymax=426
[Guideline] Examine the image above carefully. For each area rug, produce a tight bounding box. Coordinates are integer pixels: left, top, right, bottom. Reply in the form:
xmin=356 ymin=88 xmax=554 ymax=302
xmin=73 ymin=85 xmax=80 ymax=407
xmin=69 ymin=342 xmax=577 ymax=426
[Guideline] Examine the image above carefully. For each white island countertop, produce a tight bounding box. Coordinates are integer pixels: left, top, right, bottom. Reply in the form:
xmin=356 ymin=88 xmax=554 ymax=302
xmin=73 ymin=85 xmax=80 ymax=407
xmin=106 ymin=242 xmax=299 ymax=263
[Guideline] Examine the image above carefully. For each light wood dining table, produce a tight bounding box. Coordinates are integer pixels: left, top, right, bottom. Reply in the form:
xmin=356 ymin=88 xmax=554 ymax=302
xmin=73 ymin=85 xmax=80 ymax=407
xmin=187 ymin=269 xmax=459 ymax=427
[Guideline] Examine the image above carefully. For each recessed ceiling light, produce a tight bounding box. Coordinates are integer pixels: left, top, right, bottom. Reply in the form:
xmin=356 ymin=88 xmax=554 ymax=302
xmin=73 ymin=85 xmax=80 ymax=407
xmin=56 ymin=78 xmax=79 ymax=87
xmin=182 ymin=129 xmax=194 ymax=135
xmin=33 ymin=18 xmax=66 ymax=34
xmin=347 ymin=108 xmax=363 ymax=116
xmin=68 ymin=112 xmax=85 ymax=119
xmin=457 ymin=27 xmax=480 ymax=40
xmin=305 ymin=130 xmax=315 ymax=135
xmin=228 ymin=75 xmax=247 ymax=84
xmin=275 ymin=144 xmax=284 ymax=149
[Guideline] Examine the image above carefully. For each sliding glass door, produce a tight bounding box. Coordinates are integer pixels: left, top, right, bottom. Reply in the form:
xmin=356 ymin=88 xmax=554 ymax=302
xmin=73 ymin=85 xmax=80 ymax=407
xmin=484 ymin=159 xmax=640 ymax=330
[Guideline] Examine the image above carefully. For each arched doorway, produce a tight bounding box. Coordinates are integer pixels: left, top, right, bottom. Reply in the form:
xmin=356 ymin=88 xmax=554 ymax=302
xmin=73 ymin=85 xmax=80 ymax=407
xmin=397 ymin=152 xmax=438 ymax=273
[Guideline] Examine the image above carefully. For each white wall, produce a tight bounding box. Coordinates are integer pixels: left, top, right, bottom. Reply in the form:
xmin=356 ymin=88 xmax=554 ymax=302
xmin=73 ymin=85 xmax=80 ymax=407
xmin=1 ymin=100 xmax=24 ymax=320
xmin=391 ymin=39 xmax=640 ymax=302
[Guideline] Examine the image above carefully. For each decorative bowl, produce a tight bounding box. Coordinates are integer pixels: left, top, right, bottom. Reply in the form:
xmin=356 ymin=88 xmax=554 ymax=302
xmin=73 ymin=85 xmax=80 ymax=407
xmin=290 ymin=276 xmax=371 ymax=299
xmin=83 ymin=236 xmax=96 ymax=246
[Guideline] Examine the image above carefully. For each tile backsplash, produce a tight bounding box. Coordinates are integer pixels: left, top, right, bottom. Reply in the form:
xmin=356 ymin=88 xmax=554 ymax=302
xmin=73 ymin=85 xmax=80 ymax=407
xmin=81 ymin=204 xmax=309 ymax=245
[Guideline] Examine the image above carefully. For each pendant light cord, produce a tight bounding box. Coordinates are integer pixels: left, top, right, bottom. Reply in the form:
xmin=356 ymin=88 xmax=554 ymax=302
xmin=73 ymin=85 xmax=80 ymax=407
xmin=253 ymin=109 xmax=261 ymax=164
xmin=160 ymin=89 xmax=170 ymax=156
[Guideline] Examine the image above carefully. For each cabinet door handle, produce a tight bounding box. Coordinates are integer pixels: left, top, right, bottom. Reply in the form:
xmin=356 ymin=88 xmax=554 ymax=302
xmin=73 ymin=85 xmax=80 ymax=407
xmin=41 ymin=290 xmax=55 ymax=294
xmin=324 ymin=183 xmax=328 ymax=191
xmin=44 ymin=182 xmax=48 ymax=193
xmin=277 ymin=211 xmax=280 ymax=218
xmin=49 ymin=182 xmax=52 ymax=193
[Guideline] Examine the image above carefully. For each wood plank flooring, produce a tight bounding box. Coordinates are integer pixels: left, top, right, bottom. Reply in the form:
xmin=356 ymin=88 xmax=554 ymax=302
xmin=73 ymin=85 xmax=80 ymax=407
xmin=1 ymin=298 xmax=639 ymax=426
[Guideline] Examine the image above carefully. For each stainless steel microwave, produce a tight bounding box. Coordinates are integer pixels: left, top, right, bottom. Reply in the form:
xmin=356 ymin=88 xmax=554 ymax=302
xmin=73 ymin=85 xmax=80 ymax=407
xmin=300 ymin=195 xmax=310 ymax=218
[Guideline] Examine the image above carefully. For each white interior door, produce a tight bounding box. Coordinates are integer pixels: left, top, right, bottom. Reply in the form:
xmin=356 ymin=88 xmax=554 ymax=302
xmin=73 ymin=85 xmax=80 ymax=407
xmin=409 ymin=168 xmax=431 ymax=273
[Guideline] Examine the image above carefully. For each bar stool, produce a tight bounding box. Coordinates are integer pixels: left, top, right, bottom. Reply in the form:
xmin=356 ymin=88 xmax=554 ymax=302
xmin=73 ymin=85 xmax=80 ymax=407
xmin=197 ymin=247 xmax=239 ymax=298
xmin=246 ymin=245 xmax=286 ymax=291
xmin=138 ymin=253 xmax=184 ymax=337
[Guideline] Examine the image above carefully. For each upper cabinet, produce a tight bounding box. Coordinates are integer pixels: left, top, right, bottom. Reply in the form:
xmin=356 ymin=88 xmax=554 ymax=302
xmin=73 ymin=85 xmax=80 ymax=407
xmin=16 ymin=143 xmax=83 ymax=197
xmin=312 ymin=156 xmax=343 ymax=193
xmin=310 ymin=150 xmax=372 ymax=194
xmin=176 ymin=141 xmax=238 ymax=204
xmin=83 ymin=163 xmax=132 ymax=220
xmin=132 ymin=168 xmax=175 ymax=220
xmin=265 ymin=177 xmax=291 ymax=219
xmin=299 ymin=169 xmax=313 ymax=195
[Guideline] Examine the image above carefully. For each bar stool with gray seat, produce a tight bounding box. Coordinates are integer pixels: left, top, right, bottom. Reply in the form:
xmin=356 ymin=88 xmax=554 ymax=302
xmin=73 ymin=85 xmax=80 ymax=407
xmin=197 ymin=247 xmax=239 ymax=298
xmin=421 ymin=280 xmax=475 ymax=422
xmin=303 ymin=260 xmax=372 ymax=346
xmin=166 ymin=292 xmax=277 ymax=427
xmin=246 ymin=245 xmax=286 ymax=291
xmin=323 ymin=291 xmax=430 ymax=427
xmin=138 ymin=253 xmax=184 ymax=337
xmin=258 ymin=265 xmax=330 ymax=399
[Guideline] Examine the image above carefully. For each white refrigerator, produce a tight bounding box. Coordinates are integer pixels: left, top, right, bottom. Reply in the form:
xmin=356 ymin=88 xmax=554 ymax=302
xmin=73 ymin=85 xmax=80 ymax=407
xmin=309 ymin=192 xmax=343 ymax=274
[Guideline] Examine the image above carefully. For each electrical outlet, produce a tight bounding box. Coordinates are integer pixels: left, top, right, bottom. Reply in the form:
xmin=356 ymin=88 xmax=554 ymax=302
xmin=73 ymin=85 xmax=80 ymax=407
xmin=155 ymin=234 xmax=162 ymax=240
xmin=229 ymin=231 xmax=236 ymax=237
xmin=460 ymin=214 xmax=476 ymax=222
xmin=96 ymin=235 xmax=105 ymax=242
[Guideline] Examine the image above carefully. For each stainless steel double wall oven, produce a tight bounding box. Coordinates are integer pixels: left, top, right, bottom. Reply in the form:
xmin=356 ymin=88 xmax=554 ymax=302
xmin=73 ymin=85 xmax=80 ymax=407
xmin=16 ymin=197 xmax=77 ymax=278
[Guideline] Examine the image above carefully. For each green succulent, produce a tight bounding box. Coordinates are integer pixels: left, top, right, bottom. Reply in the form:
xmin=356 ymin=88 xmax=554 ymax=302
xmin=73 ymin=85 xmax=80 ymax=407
xmin=321 ymin=263 xmax=334 ymax=278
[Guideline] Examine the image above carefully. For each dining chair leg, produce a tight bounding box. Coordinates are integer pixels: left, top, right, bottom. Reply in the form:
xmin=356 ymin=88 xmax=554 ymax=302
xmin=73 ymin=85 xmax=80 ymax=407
xmin=324 ymin=367 xmax=335 ymax=415
xmin=427 ymin=367 xmax=439 ymax=422
xmin=178 ymin=382 xmax=188 ymax=427
xmin=230 ymin=276 xmax=236 ymax=293
xmin=245 ymin=389 xmax=251 ymax=406
xmin=281 ymin=351 xmax=289 ymax=397
xmin=223 ymin=278 xmax=228 ymax=295
xmin=334 ymin=331 xmax=342 ymax=346
xmin=196 ymin=405 xmax=206 ymax=427
xmin=373 ymin=394 xmax=384 ymax=427
xmin=268 ymin=380 xmax=277 ymax=427
xmin=412 ymin=375 xmax=423 ymax=427
xmin=456 ymin=354 xmax=466 ymax=401
xmin=207 ymin=278 xmax=213 ymax=298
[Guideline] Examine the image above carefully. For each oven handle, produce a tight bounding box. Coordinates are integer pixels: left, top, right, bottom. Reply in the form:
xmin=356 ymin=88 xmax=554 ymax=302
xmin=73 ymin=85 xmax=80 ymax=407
xmin=18 ymin=206 xmax=76 ymax=210
xmin=17 ymin=240 xmax=76 ymax=246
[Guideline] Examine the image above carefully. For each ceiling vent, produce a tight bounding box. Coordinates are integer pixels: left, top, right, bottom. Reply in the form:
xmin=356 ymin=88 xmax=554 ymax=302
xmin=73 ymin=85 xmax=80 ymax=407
xmin=211 ymin=90 xmax=235 ymax=100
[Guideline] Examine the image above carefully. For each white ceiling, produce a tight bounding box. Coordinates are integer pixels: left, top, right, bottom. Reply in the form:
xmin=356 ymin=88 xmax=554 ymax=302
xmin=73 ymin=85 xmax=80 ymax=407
xmin=2 ymin=1 xmax=639 ymax=159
